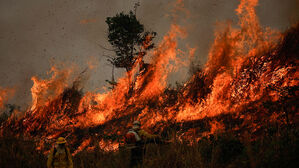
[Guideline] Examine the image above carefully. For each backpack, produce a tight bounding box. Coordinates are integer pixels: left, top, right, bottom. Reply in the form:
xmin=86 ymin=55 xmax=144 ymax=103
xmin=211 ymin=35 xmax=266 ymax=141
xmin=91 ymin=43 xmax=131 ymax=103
xmin=51 ymin=146 xmax=69 ymax=167
xmin=125 ymin=129 xmax=141 ymax=144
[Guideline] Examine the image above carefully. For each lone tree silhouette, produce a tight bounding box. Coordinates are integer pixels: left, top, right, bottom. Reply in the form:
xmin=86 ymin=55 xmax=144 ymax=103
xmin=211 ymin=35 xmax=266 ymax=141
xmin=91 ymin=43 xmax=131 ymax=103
xmin=105 ymin=11 xmax=156 ymax=72
xmin=105 ymin=10 xmax=156 ymax=93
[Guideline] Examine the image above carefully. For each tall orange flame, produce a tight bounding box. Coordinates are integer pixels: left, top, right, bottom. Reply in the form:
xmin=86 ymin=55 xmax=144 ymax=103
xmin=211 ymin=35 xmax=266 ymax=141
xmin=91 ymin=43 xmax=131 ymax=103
xmin=1 ymin=0 xmax=298 ymax=155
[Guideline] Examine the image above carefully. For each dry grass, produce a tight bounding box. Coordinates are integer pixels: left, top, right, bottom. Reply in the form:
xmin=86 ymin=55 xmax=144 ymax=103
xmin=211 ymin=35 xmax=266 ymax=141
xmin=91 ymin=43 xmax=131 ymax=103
xmin=0 ymin=125 xmax=298 ymax=168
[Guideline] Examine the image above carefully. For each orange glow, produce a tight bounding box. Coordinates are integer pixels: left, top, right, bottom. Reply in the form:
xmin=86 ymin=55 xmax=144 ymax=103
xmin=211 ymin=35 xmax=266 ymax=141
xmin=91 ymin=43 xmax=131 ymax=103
xmin=1 ymin=0 xmax=298 ymax=155
xmin=30 ymin=66 xmax=73 ymax=111
xmin=0 ymin=87 xmax=15 ymax=109
xmin=80 ymin=19 xmax=97 ymax=24
xmin=72 ymin=138 xmax=91 ymax=156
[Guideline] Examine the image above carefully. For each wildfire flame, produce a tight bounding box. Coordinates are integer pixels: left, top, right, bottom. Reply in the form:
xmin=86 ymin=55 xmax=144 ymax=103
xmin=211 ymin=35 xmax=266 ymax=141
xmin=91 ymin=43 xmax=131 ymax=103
xmin=1 ymin=0 xmax=298 ymax=155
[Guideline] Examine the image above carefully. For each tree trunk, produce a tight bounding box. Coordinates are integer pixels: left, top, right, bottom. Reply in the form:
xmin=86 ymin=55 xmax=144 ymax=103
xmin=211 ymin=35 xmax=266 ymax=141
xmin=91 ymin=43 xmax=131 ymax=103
xmin=126 ymin=68 xmax=133 ymax=98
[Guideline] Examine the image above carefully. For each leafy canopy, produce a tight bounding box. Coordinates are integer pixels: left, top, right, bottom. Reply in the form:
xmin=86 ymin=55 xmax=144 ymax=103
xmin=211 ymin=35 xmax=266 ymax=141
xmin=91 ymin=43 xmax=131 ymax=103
xmin=106 ymin=11 xmax=156 ymax=71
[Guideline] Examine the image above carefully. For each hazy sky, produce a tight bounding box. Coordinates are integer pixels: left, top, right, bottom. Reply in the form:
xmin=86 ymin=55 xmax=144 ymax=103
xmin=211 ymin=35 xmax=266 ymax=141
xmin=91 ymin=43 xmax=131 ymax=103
xmin=0 ymin=0 xmax=298 ymax=107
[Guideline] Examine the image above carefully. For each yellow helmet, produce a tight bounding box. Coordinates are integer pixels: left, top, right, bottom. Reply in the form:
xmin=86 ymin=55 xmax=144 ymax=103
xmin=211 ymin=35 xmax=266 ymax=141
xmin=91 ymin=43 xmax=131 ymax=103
xmin=56 ymin=137 xmax=67 ymax=144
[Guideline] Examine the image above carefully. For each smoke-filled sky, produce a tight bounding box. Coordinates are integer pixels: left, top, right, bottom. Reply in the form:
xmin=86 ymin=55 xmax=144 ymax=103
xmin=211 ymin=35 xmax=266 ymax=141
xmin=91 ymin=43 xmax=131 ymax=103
xmin=0 ymin=0 xmax=298 ymax=107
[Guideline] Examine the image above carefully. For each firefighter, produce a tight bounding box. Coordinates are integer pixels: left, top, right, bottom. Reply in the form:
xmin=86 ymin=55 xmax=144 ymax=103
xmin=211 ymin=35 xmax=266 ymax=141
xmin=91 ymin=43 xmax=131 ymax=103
xmin=125 ymin=120 xmax=160 ymax=167
xmin=47 ymin=137 xmax=73 ymax=168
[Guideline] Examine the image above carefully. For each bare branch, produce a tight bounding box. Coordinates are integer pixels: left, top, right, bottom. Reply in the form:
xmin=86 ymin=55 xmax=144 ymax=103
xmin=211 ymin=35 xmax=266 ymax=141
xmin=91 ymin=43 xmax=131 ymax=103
xmin=102 ymin=54 xmax=115 ymax=59
xmin=96 ymin=42 xmax=115 ymax=52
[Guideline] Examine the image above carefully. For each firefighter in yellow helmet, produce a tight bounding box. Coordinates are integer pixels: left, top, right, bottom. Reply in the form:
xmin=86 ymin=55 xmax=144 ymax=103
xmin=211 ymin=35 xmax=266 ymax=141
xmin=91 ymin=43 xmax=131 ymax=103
xmin=125 ymin=120 xmax=161 ymax=167
xmin=47 ymin=137 xmax=73 ymax=168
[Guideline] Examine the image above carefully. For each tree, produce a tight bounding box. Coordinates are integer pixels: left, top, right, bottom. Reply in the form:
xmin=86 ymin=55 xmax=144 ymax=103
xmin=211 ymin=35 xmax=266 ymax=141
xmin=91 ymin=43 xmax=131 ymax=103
xmin=105 ymin=11 xmax=156 ymax=73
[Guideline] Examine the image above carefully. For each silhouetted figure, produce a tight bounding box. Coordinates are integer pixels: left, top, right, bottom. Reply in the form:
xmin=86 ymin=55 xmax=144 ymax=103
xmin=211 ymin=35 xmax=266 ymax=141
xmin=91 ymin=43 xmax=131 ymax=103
xmin=47 ymin=137 xmax=73 ymax=168
xmin=125 ymin=121 xmax=160 ymax=167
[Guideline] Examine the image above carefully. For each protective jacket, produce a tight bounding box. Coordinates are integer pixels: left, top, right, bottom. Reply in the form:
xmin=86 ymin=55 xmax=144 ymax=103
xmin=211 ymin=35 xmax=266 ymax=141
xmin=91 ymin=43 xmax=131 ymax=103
xmin=125 ymin=128 xmax=158 ymax=144
xmin=47 ymin=146 xmax=73 ymax=168
xmin=125 ymin=128 xmax=159 ymax=167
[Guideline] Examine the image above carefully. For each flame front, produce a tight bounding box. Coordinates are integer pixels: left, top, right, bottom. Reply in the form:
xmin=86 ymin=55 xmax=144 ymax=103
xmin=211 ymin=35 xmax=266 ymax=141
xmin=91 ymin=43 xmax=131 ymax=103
xmin=1 ymin=0 xmax=298 ymax=155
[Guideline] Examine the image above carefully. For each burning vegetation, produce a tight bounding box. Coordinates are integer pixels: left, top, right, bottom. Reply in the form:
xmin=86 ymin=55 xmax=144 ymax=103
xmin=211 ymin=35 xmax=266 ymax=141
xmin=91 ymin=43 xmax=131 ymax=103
xmin=0 ymin=0 xmax=298 ymax=167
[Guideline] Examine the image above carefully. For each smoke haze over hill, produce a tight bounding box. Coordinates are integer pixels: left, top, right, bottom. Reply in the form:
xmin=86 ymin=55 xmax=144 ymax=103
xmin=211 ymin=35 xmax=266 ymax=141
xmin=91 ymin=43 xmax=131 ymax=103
xmin=0 ymin=0 xmax=298 ymax=107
